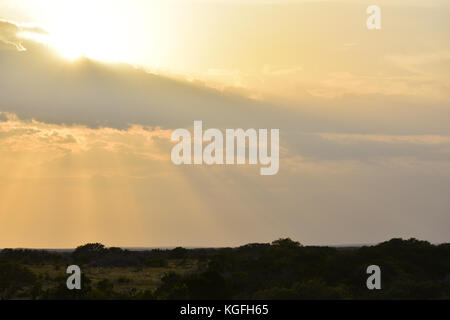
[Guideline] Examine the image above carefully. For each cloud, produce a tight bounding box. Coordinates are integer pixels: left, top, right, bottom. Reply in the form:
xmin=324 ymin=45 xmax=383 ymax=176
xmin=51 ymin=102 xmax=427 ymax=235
xmin=386 ymin=51 xmax=450 ymax=78
xmin=319 ymin=133 xmax=450 ymax=145
xmin=0 ymin=25 xmax=293 ymax=131
xmin=0 ymin=112 xmax=172 ymax=170
xmin=0 ymin=18 xmax=47 ymax=51
xmin=284 ymin=132 xmax=450 ymax=164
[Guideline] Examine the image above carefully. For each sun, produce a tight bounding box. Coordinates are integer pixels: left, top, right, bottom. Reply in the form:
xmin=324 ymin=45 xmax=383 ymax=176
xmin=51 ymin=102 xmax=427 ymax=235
xmin=31 ymin=2 xmax=131 ymax=63
xmin=49 ymin=34 xmax=85 ymax=60
xmin=46 ymin=19 xmax=119 ymax=62
xmin=17 ymin=27 xmax=85 ymax=61
xmin=16 ymin=18 xmax=115 ymax=62
xmin=12 ymin=0 xmax=174 ymax=66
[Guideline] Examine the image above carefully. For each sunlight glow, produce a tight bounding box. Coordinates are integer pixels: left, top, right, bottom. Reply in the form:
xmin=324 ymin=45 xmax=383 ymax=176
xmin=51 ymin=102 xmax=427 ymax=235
xmin=15 ymin=0 xmax=173 ymax=64
xmin=46 ymin=13 xmax=125 ymax=62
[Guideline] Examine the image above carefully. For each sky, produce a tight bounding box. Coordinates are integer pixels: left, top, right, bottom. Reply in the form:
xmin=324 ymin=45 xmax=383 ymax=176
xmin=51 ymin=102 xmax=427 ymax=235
xmin=0 ymin=0 xmax=449 ymax=248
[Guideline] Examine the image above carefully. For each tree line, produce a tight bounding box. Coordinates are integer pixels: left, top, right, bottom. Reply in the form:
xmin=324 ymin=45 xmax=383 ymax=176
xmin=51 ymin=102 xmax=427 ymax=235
xmin=1 ymin=238 xmax=449 ymax=299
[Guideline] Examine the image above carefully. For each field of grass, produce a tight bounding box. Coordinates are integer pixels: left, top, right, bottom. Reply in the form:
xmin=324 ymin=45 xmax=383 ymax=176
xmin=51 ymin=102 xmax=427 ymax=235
xmin=27 ymin=259 xmax=200 ymax=294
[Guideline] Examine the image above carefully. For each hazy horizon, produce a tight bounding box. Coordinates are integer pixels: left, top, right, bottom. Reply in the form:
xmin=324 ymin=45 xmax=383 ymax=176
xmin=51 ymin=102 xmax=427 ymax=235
xmin=0 ymin=241 xmax=389 ymax=251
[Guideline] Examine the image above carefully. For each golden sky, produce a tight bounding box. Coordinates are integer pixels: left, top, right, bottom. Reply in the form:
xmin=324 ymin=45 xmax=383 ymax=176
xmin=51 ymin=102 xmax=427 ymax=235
xmin=0 ymin=0 xmax=449 ymax=248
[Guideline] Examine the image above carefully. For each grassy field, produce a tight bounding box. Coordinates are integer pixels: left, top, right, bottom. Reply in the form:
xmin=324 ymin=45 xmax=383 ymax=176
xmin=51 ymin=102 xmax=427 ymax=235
xmin=27 ymin=259 xmax=200 ymax=294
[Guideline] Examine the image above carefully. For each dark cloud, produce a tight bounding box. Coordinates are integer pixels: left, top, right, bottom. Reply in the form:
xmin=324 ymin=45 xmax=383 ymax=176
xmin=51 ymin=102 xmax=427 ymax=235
xmin=0 ymin=22 xmax=294 ymax=130
xmin=1 ymin=29 xmax=450 ymax=167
